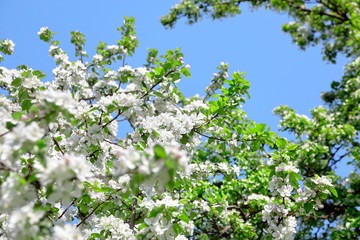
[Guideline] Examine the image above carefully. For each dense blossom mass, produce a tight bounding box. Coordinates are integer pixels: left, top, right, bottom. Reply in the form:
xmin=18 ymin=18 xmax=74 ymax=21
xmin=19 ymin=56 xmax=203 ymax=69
xmin=0 ymin=6 xmax=358 ymax=239
xmin=160 ymin=1 xmax=360 ymax=239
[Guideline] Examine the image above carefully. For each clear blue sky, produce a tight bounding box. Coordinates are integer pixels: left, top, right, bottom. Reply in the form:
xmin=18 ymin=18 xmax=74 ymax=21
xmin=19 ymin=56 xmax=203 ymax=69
xmin=0 ymin=0 xmax=351 ymax=175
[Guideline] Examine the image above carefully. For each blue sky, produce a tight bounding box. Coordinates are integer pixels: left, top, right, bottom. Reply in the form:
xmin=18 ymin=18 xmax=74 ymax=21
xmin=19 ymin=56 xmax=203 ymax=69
xmin=0 ymin=0 xmax=351 ymax=175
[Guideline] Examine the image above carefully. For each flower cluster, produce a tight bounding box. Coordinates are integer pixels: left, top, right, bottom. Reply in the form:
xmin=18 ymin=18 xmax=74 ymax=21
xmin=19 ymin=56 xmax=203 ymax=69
xmin=262 ymin=203 xmax=297 ymax=240
xmin=0 ymin=20 xmax=338 ymax=240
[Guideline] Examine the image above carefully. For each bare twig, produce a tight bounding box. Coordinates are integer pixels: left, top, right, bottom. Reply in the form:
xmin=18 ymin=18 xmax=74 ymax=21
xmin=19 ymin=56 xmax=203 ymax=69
xmin=102 ymin=110 xmax=122 ymax=129
xmin=193 ymin=129 xmax=226 ymax=142
xmin=57 ymin=198 xmax=77 ymax=220
xmin=0 ymin=130 xmax=10 ymax=138
xmin=117 ymin=118 xmax=128 ymax=122
xmin=166 ymin=97 xmax=184 ymax=114
xmin=0 ymin=160 xmax=16 ymax=172
xmin=104 ymin=139 xmax=123 ymax=148
xmin=130 ymin=196 xmax=138 ymax=229
xmin=52 ymin=137 xmax=64 ymax=155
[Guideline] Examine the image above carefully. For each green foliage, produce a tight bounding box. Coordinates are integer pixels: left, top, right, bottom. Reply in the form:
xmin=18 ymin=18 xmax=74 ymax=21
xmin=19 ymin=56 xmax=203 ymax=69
xmin=0 ymin=3 xmax=359 ymax=238
xmin=162 ymin=0 xmax=360 ymax=239
xmin=162 ymin=0 xmax=360 ymax=63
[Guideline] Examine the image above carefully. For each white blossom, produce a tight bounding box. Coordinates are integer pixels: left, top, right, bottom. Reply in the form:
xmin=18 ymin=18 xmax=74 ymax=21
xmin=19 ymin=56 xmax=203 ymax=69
xmin=37 ymin=26 xmax=48 ymax=35
xmin=53 ymin=224 xmax=83 ymax=240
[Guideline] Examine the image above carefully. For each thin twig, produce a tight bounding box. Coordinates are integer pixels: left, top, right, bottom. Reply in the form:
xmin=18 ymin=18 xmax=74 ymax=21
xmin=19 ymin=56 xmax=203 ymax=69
xmin=141 ymin=79 xmax=165 ymax=99
xmin=57 ymin=198 xmax=77 ymax=220
xmin=289 ymin=2 xmax=347 ymax=22
xmin=0 ymin=160 xmax=16 ymax=172
xmin=0 ymin=130 xmax=10 ymax=138
xmin=166 ymin=97 xmax=184 ymax=114
xmin=193 ymin=129 xmax=226 ymax=142
xmin=104 ymin=139 xmax=123 ymax=148
xmin=87 ymin=149 xmax=100 ymax=159
xmin=102 ymin=110 xmax=122 ymax=129
xmin=130 ymin=196 xmax=138 ymax=229
xmin=52 ymin=137 xmax=64 ymax=155
xmin=76 ymin=189 xmax=121 ymax=228
xmin=117 ymin=118 xmax=128 ymax=122
xmin=141 ymin=70 xmax=175 ymax=99
xmin=193 ymin=113 xmax=219 ymax=130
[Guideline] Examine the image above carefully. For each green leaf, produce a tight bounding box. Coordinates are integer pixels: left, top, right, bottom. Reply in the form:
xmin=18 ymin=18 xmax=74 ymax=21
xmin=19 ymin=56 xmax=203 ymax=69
xmin=6 ymin=121 xmax=16 ymax=130
xmin=327 ymin=186 xmax=338 ymax=198
xmin=130 ymin=173 xmax=145 ymax=193
xmin=11 ymin=78 xmax=22 ymax=87
xmin=16 ymin=65 xmax=28 ymax=70
xmin=173 ymin=222 xmax=183 ymax=235
xmin=181 ymin=67 xmax=191 ymax=78
xmin=100 ymin=186 xmax=112 ymax=192
xmin=210 ymin=105 xmax=218 ymax=113
xmin=21 ymin=99 xmax=32 ymax=111
xmin=154 ymin=144 xmax=166 ymax=160
xmin=27 ymin=173 xmax=38 ymax=183
xmin=37 ymin=140 xmax=46 ymax=148
xmin=154 ymin=67 xmax=165 ymax=76
xmin=289 ymin=172 xmax=301 ymax=189
xmin=12 ymin=111 xmax=23 ymax=121
xmin=256 ymin=123 xmax=266 ymax=133
xmin=137 ymin=223 xmax=149 ymax=231
xmin=163 ymin=62 xmax=173 ymax=71
xmin=178 ymin=210 xmax=189 ymax=224
xmin=287 ymin=144 xmax=298 ymax=151
xmin=290 ymin=171 xmax=303 ymax=180
xmin=79 ymin=203 xmax=89 ymax=213
xmin=180 ymin=134 xmax=189 ymax=144
xmin=91 ymin=233 xmax=102 ymax=238
xmin=82 ymin=194 xmax=91 ymax=204
xmin=146 ymin=71 xmax=155 ymax=80
xmin=276 ymin=138 xmax=287 ymax=149
xmin=304 ymin=202 xmax=313 ymax=214
xmin=51 ymin=207 xmax=59 ymax=213
xmin=148 ymin=204 xmax=165 ymax=218
xmin=349 ymin=216 xmax=360 ymax=228
xmin=318 ymin=192 xmax=327 ymax=199
xmin=166 ymin=49 xmax=174 ymax=56
xmin=251 ymin=141 xmax=260 ymax=151
xmin=165 ymin=159 xmax=176 ymax=169
xmin=18 ymin=176 xmax=27 ymax=185
xmin=153 ymin=91 xmax=164 ymax=98
xmin=32 ymin=70 xmax=46 ymax=80
xmin=92 ymin=186 xmax=102 ymax=192
xmin=18 ymin=90 xmax=30 ymax=103
xmin=21 ymin=71 xmax=30 ymax=77
xmin=304 ymin=178 xmax=316 ymax=189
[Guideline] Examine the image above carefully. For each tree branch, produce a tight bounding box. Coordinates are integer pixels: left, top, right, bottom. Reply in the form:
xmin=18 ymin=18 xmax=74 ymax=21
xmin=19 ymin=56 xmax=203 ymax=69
xmin=0 ymin=159 xmax=16 ymax=172
xmin=194 ymin=113 xmax=219 ymax=130
xmin=52 ymin=136 xmax=64 ymax=155
xmin=141 ymin=70 xmax=175 ymax=99
xmin=289 ymin=1 xmax=348 ymax=22
xmin=0 ymin=130 xmax=10 ymax=138
xmin=130 ymin=196 xmax=138 ymax=229
xmin=193 ymin=129 xmax=226 ymax=142
xmin=102 ymin=110 xmax=122 ymax=129
xmin=76 ymin=189 xmax=121 ymax=228
xmin=104 ymin=139 xmax=124 ymax=148
xmin=57 ymin=198 xmax=77 ymax=220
